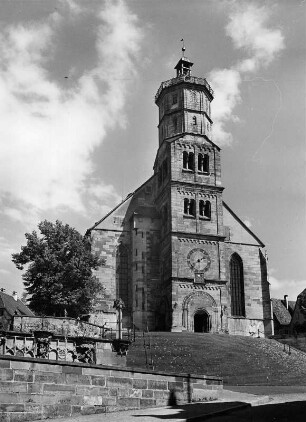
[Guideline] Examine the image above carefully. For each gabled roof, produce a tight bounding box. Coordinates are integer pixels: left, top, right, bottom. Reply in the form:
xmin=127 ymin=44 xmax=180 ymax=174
xmin=86 ymin=175 xmax=155 ymax=234
xmin=271 ymin=298 xmax=292 ymax=326
xmin=223 ymin=201 xmax=265 ymax=247
xmin=133 ymin=206 xmax=160 ymax=219
xmin=288 ymin=300 xmax=296 ymax=314
xmin=0 ymin=291 xmax=34 ymax=317
xmin=297 ymin=288 xmax=306 ymax=300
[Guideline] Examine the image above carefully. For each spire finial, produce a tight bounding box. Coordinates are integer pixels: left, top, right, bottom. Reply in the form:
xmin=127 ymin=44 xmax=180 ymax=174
xmin=181 ymin=38 xmax=185 ymax=57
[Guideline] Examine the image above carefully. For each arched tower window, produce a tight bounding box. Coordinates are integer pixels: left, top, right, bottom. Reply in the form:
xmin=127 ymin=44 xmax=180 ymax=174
xmin=184 ymin=198 xmax=195 ymax=216
xmin=116 ymin=244 xmax=129 ymax=308
xmin=198 ymin=153 xmax=209 ymax=173
xmin=192 ymin=116 xmax=197 ymax=125
xmin=199 ymin=200 xmax=211 ymax=219
xmin=230 ymin=254 xmax=245 ymax=317
xmin=204 ymin=200 xmax=211 ymax=219
xmin=183 ymin=151 xmax=188 ymax=169
xmin=183 ymin=151 xmax=194 ymax=171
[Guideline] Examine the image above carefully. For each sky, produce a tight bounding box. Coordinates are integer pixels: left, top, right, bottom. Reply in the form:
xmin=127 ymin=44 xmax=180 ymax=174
xmin=0 ymin=0 xmax=305 ymax=303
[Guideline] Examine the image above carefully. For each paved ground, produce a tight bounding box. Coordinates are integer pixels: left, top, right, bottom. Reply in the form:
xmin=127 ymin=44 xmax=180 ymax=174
xmin=35 ymin=386 xmax=306 ymax=422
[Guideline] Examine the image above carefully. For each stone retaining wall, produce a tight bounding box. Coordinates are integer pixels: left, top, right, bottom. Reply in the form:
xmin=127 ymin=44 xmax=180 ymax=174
xmin=0 ymin=355 xmax=222 ymax=421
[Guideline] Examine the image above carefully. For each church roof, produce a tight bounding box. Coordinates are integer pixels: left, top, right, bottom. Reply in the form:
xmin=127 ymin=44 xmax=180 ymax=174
xmin=133 ymin=206 xmax=160 ymax=219
xmin=271 ymin=298 xmax=292 ymax=326
xmin=223 ymin=201 xmax=265 ymax=247
xmin=0 ymin=291 xmax=34 ymax=317
xmin=86 ymin=175 xmax=155 ymax=234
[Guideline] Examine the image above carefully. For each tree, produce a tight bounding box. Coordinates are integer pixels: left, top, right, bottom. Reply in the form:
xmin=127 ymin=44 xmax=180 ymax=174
xmin=12 ymin=220 xmax=104 ymax=318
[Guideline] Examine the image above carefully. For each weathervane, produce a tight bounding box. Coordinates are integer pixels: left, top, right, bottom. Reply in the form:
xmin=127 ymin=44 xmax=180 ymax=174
xmin=181 ymin=38 xmax=185 ymax=57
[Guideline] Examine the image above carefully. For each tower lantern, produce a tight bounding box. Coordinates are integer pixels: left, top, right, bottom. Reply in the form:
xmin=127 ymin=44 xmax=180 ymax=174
xmin=174 ymin=40 xmax=193 ymax=77
xmin=174 ymin=57 xmax=193 ymax=77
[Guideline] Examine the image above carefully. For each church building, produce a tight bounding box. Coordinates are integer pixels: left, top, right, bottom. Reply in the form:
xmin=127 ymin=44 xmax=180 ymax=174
xmin=86 ymin=54 xmax=273 ymax=337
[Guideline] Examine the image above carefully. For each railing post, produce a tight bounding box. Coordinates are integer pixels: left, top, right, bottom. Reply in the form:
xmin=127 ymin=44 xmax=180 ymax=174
xmin=113 ymin=298 xmax=125 ymax=340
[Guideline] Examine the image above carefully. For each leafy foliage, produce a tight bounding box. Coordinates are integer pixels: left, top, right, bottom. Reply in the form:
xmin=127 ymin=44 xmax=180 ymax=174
xmin=12 ymin=220 xmax=103 ymax=317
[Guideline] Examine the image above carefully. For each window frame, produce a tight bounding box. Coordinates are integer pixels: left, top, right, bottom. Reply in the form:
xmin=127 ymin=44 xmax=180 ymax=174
xmin=230 ymin=254 xmax=246 ymax=317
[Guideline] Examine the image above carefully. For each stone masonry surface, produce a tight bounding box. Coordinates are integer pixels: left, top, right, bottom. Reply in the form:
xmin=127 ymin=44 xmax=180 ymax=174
xmin=0 ymin=355 xmax=222 ymax=422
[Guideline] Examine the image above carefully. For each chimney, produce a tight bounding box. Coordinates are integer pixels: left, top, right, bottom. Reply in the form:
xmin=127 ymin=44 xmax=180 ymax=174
xmin=284 ymin=295 xmax=289 ymax=310
xmin=12 ymin=291 xmax=18 ymax=301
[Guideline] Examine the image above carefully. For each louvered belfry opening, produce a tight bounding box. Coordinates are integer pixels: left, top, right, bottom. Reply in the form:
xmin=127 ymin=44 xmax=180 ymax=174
xmin=230 ymin=254 xmax=245 ymax=317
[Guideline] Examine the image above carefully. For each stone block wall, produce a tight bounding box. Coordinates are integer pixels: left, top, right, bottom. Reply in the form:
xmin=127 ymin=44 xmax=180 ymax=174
xmin=0 ymin=356 xmax=222 ymax=421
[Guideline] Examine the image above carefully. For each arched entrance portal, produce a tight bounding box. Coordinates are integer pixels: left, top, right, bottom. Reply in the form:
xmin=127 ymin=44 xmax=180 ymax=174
xmin=194 ymin=310 xmax=211 ymax=333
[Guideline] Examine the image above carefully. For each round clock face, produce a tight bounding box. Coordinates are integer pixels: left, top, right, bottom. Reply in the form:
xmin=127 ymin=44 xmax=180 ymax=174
xmin=187 ymin=248 xmax=211 ymax=272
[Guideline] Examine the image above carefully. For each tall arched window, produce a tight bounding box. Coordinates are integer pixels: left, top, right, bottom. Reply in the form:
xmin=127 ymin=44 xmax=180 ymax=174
xmin=230 ymin=254 xmax=245 ymax=317
xmin=116 ymin=245 xmax=129 ymax=308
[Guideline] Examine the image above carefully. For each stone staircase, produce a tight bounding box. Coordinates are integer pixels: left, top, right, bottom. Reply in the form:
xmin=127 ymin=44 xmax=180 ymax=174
xmin=127 ymin=332 xmax=306 ymax=385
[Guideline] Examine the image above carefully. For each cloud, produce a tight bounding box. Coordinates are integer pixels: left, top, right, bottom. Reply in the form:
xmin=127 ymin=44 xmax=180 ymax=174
xmin=269 ymin=270 xmax=306 ymax=300
xmin=209 ymin=68 xmax=241 ymax=146
xmin=243 ymin=219 xmax=252 ymax=228
xmin=210 ymin=1 xmax=285 ymax=146
xmin=0 ymin=0 xmax=142 ymax=223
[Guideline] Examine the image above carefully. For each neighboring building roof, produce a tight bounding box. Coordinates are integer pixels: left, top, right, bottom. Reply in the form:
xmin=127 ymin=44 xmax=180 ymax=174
xmin=0 ymin=291 xmax=34 ymax=317
xmin=288 ymin=300 xmax=296 ymax=314
xmin=297 ymin=288 xmax=306 ymax=300
xmin=271 ymin=298 xmax=292 ymax=326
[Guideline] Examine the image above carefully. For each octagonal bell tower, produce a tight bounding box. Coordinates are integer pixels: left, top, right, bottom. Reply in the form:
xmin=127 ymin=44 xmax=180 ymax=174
xmin=154 ymin=49 xmax=226 ymax=332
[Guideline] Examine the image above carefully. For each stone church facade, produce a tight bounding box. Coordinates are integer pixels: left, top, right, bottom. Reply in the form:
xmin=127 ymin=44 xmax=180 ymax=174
xmin=86 ymin=56 xmax=272 ymax=337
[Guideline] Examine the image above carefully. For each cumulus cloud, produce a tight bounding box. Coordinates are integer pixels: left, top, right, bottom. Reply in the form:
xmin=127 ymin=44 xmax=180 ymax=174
xmin=0 ymin=0 xmax=142 ymax=223
xmin=269 ymin=269 xmax=306 ymax=300
xmin=210 ymin=1 xmax=284 ymax=146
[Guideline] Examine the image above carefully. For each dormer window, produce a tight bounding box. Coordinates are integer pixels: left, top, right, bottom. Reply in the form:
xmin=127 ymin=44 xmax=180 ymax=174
xmin=172 ymin=94 xmax=178 ymax=105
